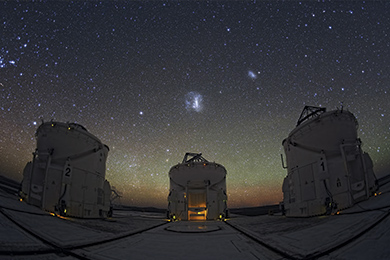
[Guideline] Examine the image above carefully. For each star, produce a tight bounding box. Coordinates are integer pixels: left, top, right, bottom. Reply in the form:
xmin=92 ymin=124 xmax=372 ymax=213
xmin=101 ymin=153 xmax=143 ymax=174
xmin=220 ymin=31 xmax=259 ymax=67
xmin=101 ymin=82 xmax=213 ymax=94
xmin=0 ymin=1 xmax=388 ymax=209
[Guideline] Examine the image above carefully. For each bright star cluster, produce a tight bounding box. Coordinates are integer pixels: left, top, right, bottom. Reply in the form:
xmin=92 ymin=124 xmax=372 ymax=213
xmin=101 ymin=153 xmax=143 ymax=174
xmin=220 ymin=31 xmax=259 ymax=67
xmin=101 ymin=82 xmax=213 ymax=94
xmin=1 ymin=1 xmax=389 ymax=208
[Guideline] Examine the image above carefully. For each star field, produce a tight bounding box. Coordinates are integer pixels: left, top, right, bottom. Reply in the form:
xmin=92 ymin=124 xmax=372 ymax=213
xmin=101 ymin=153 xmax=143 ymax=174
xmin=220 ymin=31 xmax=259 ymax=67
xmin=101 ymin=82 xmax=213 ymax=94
xmin=1 ymin=1 xmax=389 ymax=208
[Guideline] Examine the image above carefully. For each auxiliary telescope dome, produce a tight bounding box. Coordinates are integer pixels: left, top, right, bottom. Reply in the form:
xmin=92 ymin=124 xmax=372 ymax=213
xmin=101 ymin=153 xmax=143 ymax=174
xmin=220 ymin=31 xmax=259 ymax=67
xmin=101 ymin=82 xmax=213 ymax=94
xmin=281 ymin=106 xmax=378 ymax=217
xmin=167 ymin=153 xmax=228 ymax=221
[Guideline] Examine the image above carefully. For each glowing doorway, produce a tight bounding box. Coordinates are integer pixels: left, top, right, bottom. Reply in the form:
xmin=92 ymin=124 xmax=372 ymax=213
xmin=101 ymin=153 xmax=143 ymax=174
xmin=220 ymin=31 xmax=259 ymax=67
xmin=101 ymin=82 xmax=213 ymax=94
xmin=188 ymin=190 xmax=207 ymax=221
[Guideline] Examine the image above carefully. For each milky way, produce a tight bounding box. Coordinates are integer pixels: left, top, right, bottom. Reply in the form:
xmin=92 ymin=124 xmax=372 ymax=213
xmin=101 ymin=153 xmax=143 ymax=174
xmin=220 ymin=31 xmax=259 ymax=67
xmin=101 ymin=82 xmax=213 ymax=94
xmin=1 ymin=1 xmax=389 ymax=208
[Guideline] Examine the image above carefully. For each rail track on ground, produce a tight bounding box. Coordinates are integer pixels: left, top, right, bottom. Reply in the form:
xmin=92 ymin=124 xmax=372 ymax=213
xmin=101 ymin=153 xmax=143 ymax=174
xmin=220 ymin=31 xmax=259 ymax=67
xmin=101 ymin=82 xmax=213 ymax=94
xmin=1 ymin=204 xmax=389 ymax=260
xmin=0 ymin=205 xmax=170 ymax=260
xmin=224 ymin=207 xmax=390 ymax=260
xmin=1 ymin=175 xmax=390 ymax=260
xmin=2 ymin=205 xmax=389 ymax=260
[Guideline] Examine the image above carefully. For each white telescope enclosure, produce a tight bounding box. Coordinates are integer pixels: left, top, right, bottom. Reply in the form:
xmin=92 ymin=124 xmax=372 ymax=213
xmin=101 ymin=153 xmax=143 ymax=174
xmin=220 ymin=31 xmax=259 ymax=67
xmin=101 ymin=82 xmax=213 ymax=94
xmin=21 ymin=121 xmax=112 ymax=218
xmin=167 ymin=153 xmax=228 ymax=221
xmin=281 ymin=106 xmax=377 ymax=217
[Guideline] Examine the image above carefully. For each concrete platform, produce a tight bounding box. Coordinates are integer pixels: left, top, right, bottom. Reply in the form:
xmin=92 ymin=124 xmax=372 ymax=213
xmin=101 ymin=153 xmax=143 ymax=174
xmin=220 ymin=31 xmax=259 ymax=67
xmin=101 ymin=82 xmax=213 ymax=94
xmin=165 ymin=222 xmax=222 ymax=233
xmin=1 ymin=182 xmax=390 ymax=259
xmin=228 ymin=183 xmax=390 ymax=259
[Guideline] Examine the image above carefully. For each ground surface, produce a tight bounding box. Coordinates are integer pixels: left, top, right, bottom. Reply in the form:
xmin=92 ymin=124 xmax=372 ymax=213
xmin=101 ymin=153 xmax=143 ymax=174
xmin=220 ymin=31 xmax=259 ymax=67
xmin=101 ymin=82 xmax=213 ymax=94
xmin=1 ymin=182 xmax=390 ymax=260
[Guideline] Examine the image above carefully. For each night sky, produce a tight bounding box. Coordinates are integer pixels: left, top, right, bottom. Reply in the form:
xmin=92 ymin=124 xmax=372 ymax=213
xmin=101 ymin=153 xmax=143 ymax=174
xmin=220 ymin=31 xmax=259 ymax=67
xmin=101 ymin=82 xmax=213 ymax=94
xmin=1 ymin=1 xmax=389 ymax=208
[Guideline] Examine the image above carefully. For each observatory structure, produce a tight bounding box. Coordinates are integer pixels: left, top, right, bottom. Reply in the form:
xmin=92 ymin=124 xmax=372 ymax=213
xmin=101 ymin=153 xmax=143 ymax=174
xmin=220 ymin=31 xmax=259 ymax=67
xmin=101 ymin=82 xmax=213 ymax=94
xmin=167 ymin=153 xmax=228 ymax=221
xmin=281 ymin=106 xmax=378 ymax=217
xmin=20 ymin=121 xmax=112 ymax=218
